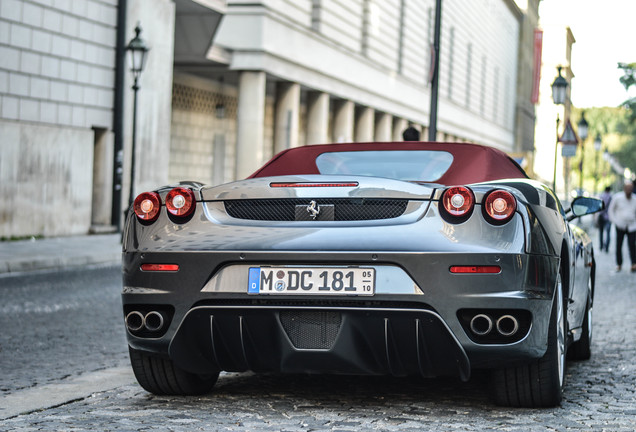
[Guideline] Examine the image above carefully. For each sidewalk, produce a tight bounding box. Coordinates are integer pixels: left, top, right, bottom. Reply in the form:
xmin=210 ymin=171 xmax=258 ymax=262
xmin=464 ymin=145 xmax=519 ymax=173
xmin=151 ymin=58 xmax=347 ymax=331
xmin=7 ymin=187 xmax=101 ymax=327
xmin=0 ymin=234 xmax=122 ymax=274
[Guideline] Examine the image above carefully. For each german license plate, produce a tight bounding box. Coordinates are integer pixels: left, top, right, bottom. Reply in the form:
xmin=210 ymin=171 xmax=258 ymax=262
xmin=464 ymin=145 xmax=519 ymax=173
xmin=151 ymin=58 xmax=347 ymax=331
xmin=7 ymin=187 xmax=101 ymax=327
xmin=248 ymin=267 xmax=375 ymax=295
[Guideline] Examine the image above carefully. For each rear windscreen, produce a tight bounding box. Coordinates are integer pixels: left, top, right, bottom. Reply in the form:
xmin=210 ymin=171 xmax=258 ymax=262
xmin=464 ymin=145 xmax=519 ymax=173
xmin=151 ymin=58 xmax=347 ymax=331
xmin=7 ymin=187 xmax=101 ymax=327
xmin=315 ymin=150 xmax=454 ymax=182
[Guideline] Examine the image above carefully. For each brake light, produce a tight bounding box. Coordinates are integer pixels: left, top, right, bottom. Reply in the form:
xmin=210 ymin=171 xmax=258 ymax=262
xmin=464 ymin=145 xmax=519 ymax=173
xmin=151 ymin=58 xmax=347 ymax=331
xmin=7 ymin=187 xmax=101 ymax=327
xmin=133 ymin=192 xmax=161 ymax=222
xmin=483 ymin=190 xmax=516 ymax=224
xmin=270 ymin=182 xmax=359 ymax=188
xmin=166 ymin=187 xmax=196 ymax=217
xmin=441 ymin=186 xmax=475 ymax=218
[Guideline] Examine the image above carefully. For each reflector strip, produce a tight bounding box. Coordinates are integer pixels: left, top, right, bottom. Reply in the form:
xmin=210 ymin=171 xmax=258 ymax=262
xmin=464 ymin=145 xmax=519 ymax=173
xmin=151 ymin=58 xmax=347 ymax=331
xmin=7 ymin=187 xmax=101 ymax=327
xmin=140 ymin=264 xmax=180 ymax=272
xmin=270 ymin=182 xmax=358 ymax=188
xmin=450 ymin=266 xmax=501 ymax=274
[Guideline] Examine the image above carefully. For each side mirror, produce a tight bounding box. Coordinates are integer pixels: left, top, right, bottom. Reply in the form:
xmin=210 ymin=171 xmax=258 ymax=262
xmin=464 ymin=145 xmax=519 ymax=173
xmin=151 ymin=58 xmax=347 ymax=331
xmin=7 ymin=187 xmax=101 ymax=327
xmin=566 ymin=196 xmax=604 ymax=221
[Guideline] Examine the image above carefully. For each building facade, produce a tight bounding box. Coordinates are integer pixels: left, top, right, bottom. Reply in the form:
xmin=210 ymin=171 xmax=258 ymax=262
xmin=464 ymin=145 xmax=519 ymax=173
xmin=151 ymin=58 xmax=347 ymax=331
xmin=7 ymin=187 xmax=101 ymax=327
xmin=1 ymin=0 xmax=118 ymax=237
xmin=532 ymin=7 xmax=576 ymax=197
xmin=1 ymin=0 xmax=538 ymax=238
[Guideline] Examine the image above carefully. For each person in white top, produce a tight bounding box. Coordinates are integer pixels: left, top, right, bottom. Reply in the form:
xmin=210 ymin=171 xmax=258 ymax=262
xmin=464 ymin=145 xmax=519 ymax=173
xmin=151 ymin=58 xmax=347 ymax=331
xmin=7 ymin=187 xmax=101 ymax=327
xmin=608 ymin=181 xmax=636 ymax=272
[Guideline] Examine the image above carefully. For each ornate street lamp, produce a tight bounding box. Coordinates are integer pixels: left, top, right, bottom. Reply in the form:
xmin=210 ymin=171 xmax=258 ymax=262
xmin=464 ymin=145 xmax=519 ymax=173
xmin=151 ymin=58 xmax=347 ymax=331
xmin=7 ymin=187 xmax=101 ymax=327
xmin=551 ymin=66 xmax=568 ymax=192
xmin=577 ymin=111 xmax=588 ymax=192
xmin=551 ymin=67 xmax=568 ymax=105
xmin=594 ymin=133 xmax=602 ymax=151
xmin=126 ymin=23 xmax=149 ymax=210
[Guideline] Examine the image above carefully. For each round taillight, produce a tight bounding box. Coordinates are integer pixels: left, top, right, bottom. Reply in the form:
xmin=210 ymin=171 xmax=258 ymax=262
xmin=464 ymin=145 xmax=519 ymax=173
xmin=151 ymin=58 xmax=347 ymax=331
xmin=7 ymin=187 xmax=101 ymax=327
xmin=166 ymin=187 xmax=196 ymax=217
xmin=442 ymin=186 xmax=475 ymax=218
xmin=483 ymin=190 xmax=516 ymax=224
xmin=133 ymin=192 xmax=161 ymax=222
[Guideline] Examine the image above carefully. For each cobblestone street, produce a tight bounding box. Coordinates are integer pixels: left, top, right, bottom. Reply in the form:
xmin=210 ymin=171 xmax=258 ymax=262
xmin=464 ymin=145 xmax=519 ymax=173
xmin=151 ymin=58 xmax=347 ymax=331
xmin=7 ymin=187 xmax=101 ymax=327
xmin=2 ymin=234 xmax=635 ymax=431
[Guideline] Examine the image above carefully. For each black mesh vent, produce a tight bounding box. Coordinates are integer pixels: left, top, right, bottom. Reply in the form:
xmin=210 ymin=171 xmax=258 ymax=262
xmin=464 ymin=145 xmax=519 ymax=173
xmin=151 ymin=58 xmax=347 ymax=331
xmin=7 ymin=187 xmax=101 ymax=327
xmin=279 ymin=311 xmax=342 ymax=349
xmin=224 ymin=199 xmax=408 ymax=221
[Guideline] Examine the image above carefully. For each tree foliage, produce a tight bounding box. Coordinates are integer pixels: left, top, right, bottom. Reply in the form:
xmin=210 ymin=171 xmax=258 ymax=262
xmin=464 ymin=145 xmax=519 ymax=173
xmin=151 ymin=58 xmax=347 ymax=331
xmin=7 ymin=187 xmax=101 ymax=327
xmin=570 ymin=106 xmax=635 ymax=192
xmin=618 ymin=62 xmax=636 ymax=123
xmin=618 ymin=62 xmax=636 ymax=92
xmin=616 ymin=62 xmax=636 ymax=177
xmin=562 ymin=63 xmax=636 ymax=193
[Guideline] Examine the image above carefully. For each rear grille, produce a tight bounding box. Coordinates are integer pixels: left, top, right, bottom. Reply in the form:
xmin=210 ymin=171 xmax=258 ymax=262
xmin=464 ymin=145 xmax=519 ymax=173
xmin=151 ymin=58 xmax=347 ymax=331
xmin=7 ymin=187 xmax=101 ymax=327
xmin=279 ymin=311 xmax=341 ymax=349
xmin=224 ymin=198 xmax=408 ymax=221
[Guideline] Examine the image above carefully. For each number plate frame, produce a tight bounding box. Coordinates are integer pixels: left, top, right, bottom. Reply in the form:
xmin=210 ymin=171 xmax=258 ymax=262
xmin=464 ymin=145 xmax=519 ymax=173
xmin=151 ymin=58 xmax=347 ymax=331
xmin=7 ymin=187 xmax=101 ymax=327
xmin=248 ymin=267 xmax=375 ymax=296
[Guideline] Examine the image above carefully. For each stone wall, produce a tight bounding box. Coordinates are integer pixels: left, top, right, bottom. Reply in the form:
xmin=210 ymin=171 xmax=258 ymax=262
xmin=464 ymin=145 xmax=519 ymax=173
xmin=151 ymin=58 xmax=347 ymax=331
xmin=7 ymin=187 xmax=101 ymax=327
xmin=0 ymin=120 xmax=94 ymax=237
xmin=0 ymin=0 xmax=118 ymax=237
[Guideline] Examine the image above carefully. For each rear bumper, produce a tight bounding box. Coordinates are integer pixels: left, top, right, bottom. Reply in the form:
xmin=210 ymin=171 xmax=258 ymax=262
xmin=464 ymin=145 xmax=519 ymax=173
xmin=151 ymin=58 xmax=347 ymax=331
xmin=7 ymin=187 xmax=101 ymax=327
xmin=123 ymin=250 xmax=558 ymax=377
xmin=168 ymin=306 xmax=471 ymax=380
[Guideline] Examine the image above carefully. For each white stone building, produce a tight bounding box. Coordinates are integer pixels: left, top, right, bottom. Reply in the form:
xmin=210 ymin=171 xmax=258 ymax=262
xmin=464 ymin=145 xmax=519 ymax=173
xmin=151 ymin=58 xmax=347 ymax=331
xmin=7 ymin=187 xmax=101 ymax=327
xmin=532 ymin=0 xmax=579 ymax=199
xmin=0 ymin=0 xmax=537 ymax=238
xmin=1 ymin=0 xmax=118 ymax=237
xmin=532 ymin=22 xmax=575 ymax=197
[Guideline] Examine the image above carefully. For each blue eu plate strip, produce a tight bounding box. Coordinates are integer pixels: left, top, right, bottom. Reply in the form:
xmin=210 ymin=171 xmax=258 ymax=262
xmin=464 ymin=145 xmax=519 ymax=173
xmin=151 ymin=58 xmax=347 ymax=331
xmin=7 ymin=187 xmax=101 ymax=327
xmin=248 ymin=267 xmax=260 ymax=293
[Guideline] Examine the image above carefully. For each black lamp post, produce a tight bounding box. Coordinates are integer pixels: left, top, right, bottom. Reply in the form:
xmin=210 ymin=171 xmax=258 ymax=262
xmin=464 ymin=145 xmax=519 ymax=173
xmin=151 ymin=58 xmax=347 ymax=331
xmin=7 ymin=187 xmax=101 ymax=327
xmin=126 ymin=23 xmax=149 ymax=210
xmin=551 ymin=66 xmax=568 ymax=192
xmin=428 ymin=0 xmax=443 ymax=141
xmin=577 ymin=111 xmax=588 ymax=192
xmin=593 ymin=133 xmax=602 ymax=194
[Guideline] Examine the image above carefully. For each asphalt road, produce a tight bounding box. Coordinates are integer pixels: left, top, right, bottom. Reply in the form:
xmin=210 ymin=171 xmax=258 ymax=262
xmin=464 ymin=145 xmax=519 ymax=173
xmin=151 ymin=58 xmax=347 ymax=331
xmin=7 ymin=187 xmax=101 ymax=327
xmin=1 ymin=242 xmax=635 ymax=431
xmin=0 ymin=264 xmax=129 ymax=394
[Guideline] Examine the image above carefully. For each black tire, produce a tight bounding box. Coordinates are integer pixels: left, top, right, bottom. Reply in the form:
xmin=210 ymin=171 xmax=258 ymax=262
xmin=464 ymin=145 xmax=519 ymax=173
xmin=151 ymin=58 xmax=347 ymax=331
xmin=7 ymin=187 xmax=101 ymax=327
xmin=129 ymin=347 xmax=219 ymax=395
xmin=491 ymin=273 xmax=566 ymax=407
xmin=568 ymin=295 xmax=592 ymax=361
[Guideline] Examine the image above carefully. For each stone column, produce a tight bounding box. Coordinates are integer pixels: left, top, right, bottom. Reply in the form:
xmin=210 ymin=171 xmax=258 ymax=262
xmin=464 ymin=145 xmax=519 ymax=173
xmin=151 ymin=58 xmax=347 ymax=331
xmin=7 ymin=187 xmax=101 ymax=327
xmin=235 ymin=71 xmax=266 ymax=180
xmin=393 ymin=118 xmax=408 ymax=141
xmin=374 ymin=113 xmax=392 ymax=142
xmin=436 ymin=129 xmax=445 ymax=142
xmin=306 ymin=91 xmax=329 ymax=145
xmin=355 ymin=106 xmax=374 ymax=142
xmin=332 ymin=100 xmax=354 ymax=142
xmin=274 ymin=82 xmax=300 ymax=153
xmin=421 ymin=126 xmax=429 ymax=141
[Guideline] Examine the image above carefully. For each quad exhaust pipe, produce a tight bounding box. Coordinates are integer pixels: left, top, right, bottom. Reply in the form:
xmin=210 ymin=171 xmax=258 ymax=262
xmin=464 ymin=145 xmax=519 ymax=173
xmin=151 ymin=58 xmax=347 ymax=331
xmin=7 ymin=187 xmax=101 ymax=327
xmin=125 ymin=310 xmax=165 ymax=333
xmin=125 ymin=311 xmax=145 ymax=332
xmin=469 ymin=313 xmax=519 ymax=337
xmin=144 ymin=311 xmax=164 ymax=332
xmin=496 ymin=315 xmax=519 ymax=337
xmin=469 ymin=314 xmax=493 ymax=336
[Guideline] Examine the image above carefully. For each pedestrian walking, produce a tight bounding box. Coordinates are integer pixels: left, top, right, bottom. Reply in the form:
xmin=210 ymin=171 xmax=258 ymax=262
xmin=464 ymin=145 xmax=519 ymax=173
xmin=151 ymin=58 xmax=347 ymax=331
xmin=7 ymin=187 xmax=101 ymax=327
xmin=607 ymin=181 xmax=636 ymax=272
xmin=597 ymin=186 xmax=612 ymax=252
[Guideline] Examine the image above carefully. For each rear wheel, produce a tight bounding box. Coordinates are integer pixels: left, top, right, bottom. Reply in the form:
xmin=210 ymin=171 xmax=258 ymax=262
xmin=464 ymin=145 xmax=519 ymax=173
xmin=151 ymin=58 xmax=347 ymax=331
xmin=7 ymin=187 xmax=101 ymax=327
xmin=129 ymin=347 xmax=219 ymax=395
xmin=491 ymin=273 xmax=566 ymax=407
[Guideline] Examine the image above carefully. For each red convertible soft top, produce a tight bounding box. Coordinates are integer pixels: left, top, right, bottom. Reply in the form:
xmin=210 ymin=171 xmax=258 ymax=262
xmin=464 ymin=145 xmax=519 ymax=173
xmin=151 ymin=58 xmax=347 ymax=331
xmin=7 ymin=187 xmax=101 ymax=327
xmin=249 ymin=142 xmax=528 ymax=185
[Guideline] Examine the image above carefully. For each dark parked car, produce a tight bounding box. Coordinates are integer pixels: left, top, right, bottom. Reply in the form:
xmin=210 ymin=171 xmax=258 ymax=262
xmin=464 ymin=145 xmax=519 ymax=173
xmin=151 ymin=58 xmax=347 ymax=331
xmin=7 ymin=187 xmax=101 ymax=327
xmin=122 ymin=142 xmax=602 ymax=407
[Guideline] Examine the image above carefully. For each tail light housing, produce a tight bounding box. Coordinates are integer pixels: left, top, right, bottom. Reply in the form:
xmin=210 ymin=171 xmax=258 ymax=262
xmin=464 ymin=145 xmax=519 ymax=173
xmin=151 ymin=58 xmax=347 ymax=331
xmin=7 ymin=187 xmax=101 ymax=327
xmin=441 ymin=186 xmax=475 ymax=221
xmin=133 ymin=192 xmax=161 ymax=222
xmin=166 ymin=187 xmax=196 ymax=217
xmin=483 ymin=189 xmax=516 ymax=224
